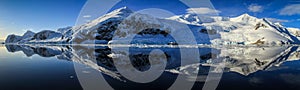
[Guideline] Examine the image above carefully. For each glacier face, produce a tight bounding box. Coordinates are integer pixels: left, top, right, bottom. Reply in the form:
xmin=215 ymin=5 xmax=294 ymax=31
xmin=4 ymin=7 xmax=300 ymax=45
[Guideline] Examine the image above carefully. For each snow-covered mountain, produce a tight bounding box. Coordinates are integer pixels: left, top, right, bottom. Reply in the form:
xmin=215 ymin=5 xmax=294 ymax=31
xmin=72 ymin=6 xmax=133 ymax=44
xmin=230 ymin=13 xmax=259 ymax=23
xmin=169 ymin=13 xmax=300 ymax=45
xmin=5 ymin=30 xmax=35 ymax=43
xmin=5 ymin=34 xmax=22 ymax=43
xmin=5 ymin=7 xmax=300 ymax=45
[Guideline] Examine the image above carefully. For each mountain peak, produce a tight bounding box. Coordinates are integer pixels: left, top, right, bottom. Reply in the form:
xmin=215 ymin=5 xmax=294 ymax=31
xmin=241 ymin=13 xmax=250 ymax=17
xmin=74 ymin=6 xmax=133 ymax=31
xmin=24 ymin=30 xmax=34 ymax=33
xmin=111 ymin=6 xmax=133 ymax=14
xmin=97 ymin=6 xmax=133 ymax=20
xmin=237 ymin=13 xmax=256 ymax=19
xmin=230 ymin=13 xmax=258 ymax=23
xmin=119 ymin=6 xmax=129 ymax=10
xmin=23 ymin=30 xmax=35 ymax=36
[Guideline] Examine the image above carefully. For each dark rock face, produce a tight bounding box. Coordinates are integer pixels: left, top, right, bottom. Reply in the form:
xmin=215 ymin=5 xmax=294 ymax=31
xmin=129 ymin=54 xmax=151 ymax=71
xmin=137 ymin=28 xmax=169 ymax=37
xmin=33 ymin=30 xmax=62 ymax=40
xmin=95 ymin=47 xmax=115 ymax=70
xmin=34 ymin=47 xmax=62 ymax=57
xmin=255 ymin=22 xmax=268 ymax=30
xmin=95 ymin=22 xmax=173 ymax=45
xmin=200 ymin=52 xmax=217 ymax=60
xmin=128 ymin=53 xmax=171 ymax=71
xmin=95 ymin=47 xmax=174 ymax=71
xmin=200 ymin=29 xmax=217 ymax=35
xmin=95 ymin=21 xmax=121 ymax=41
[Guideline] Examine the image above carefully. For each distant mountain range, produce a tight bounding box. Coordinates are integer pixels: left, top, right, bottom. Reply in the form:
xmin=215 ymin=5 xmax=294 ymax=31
xmin=5 ymin=6 xmax=300 ymax=45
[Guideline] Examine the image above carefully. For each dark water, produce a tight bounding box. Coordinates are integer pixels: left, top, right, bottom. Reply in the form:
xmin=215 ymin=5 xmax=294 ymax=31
xmin=0 ymin=44 xmax=300 ymax=90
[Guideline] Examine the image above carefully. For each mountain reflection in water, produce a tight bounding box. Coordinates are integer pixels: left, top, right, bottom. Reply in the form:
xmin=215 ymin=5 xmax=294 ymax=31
xmin=2 ymin=45 xmax=300 ymax=90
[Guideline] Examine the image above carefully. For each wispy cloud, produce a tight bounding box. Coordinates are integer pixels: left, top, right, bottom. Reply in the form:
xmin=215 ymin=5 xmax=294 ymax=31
xmin=186 ymin=8 xmax=221 ymax=15
xmin=83 ymin=15 xmax=91 ymax=18
xmin=279 ymin=4 xmax=300 ymax=15
xmin=265 ymin=18 xmax=289 ymax=23
xmin=248 ymin=4 xmax=263 ymax=13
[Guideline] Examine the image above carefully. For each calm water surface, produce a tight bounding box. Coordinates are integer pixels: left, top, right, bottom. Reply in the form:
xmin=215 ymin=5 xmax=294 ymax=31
xmin=0 ymin=44 xmax=300 ymax=90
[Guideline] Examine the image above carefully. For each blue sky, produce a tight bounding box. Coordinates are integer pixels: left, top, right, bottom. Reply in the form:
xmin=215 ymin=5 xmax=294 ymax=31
xmin=0 ymin=0 xmax=299 ymax=40
xmin=212 ymin=0 xmax=300 ymax=28
xmin=0 ymin=0 xmax=85 ymax=40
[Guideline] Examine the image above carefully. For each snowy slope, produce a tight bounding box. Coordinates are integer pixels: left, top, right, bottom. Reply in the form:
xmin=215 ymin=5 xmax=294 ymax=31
xmin=230 ymin=13 xmax=259 ymax=24
xmin=57 ymin=26 xmax=73 ymax=42
xmin=201 ymin=14 xmax=298 ymax=45
xmin=287 ymin=28 xmax=300 ymax=38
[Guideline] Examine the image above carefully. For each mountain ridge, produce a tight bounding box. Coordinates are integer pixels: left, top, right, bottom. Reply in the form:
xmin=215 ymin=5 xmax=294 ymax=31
xmin=4 ymin=6 xmax=300 ymax=45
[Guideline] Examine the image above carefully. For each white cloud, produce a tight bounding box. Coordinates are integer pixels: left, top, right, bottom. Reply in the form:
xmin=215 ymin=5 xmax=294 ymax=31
xmin=186 ymin=8 xmax=221 ymax=15
xmin=265 ymin=18 xmax=289 ymax=23
xmin=279 ymin=4 xmax=300 ymax=15
xmin=83 ymin=15 xmax=91 ymax=18
xmin=248 ymin=4 xmax=263 ymax=13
